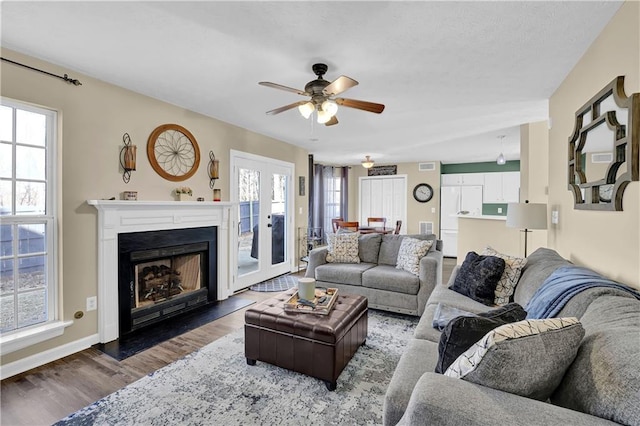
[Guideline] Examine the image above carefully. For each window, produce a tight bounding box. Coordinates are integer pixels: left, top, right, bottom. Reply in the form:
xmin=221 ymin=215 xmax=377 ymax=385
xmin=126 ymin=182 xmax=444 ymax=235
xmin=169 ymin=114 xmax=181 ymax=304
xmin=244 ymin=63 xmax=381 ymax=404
xmin=323 ymin=174 xmax=342 ymax=233
xmin=0 ymin=99 xmax=57 ymax=335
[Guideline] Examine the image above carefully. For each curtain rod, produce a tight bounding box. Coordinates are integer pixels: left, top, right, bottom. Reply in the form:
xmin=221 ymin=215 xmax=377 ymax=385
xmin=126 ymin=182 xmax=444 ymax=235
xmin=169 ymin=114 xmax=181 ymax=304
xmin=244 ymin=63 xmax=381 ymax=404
xmin=1 ymin=57 xmax=82 ymax=86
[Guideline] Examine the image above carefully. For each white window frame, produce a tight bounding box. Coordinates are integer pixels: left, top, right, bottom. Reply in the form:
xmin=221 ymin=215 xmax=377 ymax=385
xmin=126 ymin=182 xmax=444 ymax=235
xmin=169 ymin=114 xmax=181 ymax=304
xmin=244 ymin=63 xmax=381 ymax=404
xmin=0 ymin=97 xmax=70 ymax=355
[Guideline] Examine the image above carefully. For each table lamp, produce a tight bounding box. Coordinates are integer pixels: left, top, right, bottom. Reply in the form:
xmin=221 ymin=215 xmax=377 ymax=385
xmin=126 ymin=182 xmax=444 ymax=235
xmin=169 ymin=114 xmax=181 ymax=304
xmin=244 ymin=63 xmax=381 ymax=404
xmin=506 ymin=201 xmax=547 ymax=257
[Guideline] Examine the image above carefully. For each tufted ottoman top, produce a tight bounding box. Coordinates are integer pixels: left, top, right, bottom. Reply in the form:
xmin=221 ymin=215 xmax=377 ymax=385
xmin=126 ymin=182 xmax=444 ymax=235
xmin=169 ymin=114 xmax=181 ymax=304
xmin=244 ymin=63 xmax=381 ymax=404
xmin=245 ymin=289 xmax=368 ymax=344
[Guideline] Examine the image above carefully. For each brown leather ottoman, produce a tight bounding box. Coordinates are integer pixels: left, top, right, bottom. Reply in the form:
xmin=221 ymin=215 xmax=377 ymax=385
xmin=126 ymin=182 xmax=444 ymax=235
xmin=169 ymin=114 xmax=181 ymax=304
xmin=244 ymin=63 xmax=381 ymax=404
xmin=244 ymin=289 xmax=368 ymax=390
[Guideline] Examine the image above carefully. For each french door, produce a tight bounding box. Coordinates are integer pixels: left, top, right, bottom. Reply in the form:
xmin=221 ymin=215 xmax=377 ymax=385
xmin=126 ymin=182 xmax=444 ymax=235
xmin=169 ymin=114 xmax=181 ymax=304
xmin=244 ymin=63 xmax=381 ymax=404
xmin=231 ymin=150 xmax=293 ymax=291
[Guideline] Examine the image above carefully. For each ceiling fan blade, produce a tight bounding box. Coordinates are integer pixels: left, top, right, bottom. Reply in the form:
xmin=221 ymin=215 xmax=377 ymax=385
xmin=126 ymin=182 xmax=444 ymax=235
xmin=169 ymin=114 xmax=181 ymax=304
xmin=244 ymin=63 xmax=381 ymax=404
xmin=323 ymin=76 xmax=358 ymax=96
xmin=259 ymin=81 xmax=309 ymax=96
xmin=336 ymin=98 xmax=385 ymax=114
xmin=266 ymin=101 xmax=307 ymax=115
xmin=325 ymin=116 xmax=339 ymax=126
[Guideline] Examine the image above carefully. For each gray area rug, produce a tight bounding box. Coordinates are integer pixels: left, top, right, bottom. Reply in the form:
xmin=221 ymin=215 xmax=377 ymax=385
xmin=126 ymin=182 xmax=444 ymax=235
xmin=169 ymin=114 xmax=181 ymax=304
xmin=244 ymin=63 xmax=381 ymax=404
xmin=55 ymin=310 xmax=419 ymax=425
xmin=250 ymin=274 xmax=299 ymax=292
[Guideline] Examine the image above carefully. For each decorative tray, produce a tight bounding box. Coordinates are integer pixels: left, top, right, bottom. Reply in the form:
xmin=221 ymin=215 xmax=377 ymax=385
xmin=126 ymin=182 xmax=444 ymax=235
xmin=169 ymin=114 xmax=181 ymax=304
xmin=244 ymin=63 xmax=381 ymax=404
xmin=284 ymin=287 xmax=339 ymax=315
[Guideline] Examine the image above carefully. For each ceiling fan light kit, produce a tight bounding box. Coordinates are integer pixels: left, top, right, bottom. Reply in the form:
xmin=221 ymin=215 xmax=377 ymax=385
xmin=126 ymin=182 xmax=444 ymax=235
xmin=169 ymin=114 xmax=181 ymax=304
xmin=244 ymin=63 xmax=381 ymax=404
xmin=260 ymin=63 xmax=385 ymax=127
xmin=362 ymin=155 xmax=375 ymax=169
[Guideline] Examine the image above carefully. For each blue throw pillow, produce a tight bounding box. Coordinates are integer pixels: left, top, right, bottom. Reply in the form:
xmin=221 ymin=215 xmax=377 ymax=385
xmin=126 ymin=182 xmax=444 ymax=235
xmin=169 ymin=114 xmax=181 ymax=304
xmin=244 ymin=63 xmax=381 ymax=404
xmin=450 ymin=251 xmax=505 ymax=305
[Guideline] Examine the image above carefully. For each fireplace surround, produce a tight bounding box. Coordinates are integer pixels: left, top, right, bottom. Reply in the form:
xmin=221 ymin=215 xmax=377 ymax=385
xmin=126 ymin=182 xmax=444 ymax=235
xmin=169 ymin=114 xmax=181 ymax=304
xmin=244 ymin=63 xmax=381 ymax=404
xmin=88 ymin=200 xmax=234 ymax=343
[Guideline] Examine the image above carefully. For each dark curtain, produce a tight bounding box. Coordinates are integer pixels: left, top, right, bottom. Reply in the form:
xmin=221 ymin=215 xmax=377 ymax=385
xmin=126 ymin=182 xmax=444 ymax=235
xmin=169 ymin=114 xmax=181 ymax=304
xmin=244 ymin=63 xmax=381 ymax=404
xmin=311 ymin=164 xmax=349 ymax=242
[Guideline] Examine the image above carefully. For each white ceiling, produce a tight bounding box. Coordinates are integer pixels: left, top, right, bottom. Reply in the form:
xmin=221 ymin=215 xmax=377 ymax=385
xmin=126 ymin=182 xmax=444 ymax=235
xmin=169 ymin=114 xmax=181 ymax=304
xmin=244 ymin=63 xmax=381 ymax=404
xmin=0 ymin=1 xmax=623 ymax=165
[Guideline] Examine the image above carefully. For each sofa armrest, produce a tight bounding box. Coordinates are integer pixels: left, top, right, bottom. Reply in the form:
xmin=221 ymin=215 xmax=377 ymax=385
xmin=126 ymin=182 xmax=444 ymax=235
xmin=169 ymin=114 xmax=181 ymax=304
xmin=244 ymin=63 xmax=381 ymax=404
xmin=304 ymin=247 xmax=328 ymax=278
xmin=397 ymin=373 xmax=617 ymax=426
xmin=416 ymin=250 xmax=443 ymax=315
xmin=445 ymin=265 xmax=461 ymax=287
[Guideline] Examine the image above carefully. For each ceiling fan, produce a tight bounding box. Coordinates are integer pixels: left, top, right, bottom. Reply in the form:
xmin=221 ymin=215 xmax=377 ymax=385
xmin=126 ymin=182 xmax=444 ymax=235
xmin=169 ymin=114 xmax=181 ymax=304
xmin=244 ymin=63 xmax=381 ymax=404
xmin=259 ymin=63 xmax=385 ymax=126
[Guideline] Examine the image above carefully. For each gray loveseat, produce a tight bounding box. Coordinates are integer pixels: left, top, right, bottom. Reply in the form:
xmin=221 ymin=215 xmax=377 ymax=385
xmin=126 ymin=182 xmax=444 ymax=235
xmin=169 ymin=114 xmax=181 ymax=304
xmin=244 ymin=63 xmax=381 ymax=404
xmin=304 ymin=233 xmax=443 ymax=316
xmin=384 ymin=247 xmax=640 ymax=426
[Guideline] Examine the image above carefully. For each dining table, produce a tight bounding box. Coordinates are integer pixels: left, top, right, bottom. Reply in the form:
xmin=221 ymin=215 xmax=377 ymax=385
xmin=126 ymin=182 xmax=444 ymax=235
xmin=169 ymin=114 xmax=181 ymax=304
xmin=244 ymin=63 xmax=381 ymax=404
xmin=357 ymin=226 xmax=394 ymax=234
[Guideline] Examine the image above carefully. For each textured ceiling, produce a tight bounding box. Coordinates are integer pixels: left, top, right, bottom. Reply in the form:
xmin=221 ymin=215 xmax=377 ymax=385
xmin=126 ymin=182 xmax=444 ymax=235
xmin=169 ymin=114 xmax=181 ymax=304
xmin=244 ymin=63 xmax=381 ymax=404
xmin=0 ymin=1 xmax=623 ymax=165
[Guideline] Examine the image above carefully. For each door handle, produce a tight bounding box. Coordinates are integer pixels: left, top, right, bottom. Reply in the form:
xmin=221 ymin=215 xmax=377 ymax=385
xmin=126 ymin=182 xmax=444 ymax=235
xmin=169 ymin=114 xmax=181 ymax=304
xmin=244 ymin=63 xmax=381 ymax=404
xmin=267 ymin=223 xmax=272 ymax=228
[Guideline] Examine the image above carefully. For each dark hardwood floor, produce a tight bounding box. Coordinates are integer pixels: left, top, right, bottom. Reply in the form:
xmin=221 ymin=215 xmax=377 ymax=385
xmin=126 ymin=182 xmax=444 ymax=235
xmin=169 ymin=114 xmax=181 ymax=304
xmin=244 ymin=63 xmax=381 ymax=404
xmin=1 ymin=259 xmax=457 ymax=426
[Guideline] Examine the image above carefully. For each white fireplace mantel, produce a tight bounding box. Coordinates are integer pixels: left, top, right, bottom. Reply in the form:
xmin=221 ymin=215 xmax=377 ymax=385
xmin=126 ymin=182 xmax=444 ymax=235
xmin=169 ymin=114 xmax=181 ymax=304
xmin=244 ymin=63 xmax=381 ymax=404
xmin=88 ymin=200 xmax=236 ymax=343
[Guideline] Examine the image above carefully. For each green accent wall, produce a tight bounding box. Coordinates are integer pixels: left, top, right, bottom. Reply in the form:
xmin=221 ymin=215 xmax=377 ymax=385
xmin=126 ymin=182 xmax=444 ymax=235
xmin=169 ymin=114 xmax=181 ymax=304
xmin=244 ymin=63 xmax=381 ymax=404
xmin=441 ymin=160 xmax=520 ymax=174
xmin=482 ymin=203 xmax=509 ymax=216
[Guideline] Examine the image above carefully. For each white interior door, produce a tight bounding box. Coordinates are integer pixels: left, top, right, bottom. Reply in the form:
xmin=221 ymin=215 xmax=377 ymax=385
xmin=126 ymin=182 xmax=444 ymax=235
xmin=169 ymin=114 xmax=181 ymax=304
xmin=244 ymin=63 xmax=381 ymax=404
xmin=231 ymin=151 xmax=294 ymax=291
xmin=359 ymin=175 xmax=407 ymax=231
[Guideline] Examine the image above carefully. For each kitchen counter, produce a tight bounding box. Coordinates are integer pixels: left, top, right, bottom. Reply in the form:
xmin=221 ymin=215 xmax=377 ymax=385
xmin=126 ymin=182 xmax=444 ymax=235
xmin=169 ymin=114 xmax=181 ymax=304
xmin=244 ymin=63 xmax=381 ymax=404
xmin=456 ymin=214 xmax=507 ymax=221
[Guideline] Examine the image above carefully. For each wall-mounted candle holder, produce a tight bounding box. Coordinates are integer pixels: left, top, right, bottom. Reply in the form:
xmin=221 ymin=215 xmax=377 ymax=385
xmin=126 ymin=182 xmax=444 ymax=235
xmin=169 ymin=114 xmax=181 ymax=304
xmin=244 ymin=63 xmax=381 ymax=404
xmin=119 ymin=133 xmax=136 ymax=183
xmin=208 ymin=150 xmax=219 ymax=189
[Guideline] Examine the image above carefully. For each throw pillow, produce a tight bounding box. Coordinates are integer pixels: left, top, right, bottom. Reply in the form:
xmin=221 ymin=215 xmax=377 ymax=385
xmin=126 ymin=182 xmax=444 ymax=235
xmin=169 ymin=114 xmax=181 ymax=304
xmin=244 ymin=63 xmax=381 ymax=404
xmin=395 ymin=237 xmax=434 ymax=276
xmin=444 ymin=317 xmax=585 ymax=401
xmin=326 ymin=232 xmax=360 ymax=263
xmin=449 ymin=251 xmax=505 ymax=305
xmin=482 ymin=246 xmax=527 ymax=306
xmin=435 ymin=303 xmax=527 ymax=373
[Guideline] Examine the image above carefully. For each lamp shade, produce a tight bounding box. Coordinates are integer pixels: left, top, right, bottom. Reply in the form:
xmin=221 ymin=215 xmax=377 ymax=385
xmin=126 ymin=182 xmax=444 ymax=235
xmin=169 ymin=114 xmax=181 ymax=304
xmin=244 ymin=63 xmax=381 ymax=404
xmin=506 ymin=203 xmax=547 ymax=230
xmin=298 ymin=102 xmax=315 ymax=119
xmin=361 ymin=155 xmax=375 ymax=168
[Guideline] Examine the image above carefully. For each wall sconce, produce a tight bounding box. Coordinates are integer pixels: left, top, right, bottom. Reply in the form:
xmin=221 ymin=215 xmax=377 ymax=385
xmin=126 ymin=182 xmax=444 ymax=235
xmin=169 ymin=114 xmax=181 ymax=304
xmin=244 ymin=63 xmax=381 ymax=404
xmin=208 ymin=150 xmax=219 ymax=189
xmin=119 ymin=133 xmax=136 ymax=183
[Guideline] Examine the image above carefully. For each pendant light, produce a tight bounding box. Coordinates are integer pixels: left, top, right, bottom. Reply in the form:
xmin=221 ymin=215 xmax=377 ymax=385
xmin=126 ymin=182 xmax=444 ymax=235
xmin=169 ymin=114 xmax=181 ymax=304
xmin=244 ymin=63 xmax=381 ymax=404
xmin=497 ymin=135 xmax=506 ymax=165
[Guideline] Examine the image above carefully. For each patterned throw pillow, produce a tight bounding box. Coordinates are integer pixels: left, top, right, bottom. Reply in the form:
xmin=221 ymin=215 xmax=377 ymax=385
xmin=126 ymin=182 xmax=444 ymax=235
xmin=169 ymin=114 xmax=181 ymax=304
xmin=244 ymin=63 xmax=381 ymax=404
xmin=444 ymin=317 xmax=584 ymax=401
xmin=326 ymin=232 xmax=361 ymax=263
xmin=482 ymin=246 xmax=527 ymax=306
xmin=395 ymin=237 xmax=434 ymax=276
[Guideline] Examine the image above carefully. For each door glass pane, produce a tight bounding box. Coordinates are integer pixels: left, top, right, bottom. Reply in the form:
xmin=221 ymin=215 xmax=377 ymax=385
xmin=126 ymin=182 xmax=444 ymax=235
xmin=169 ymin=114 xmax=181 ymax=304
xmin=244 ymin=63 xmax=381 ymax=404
xmin=0 ymin=106 xmax=12 ymax=142
xmin=237 ymin=167 xmax=260 ymax=277
xmin=0 ymin=143 xmax=12 ymax=178
xmin=16 ymin=109 xmax=46 ymax=147
xmin=15 ymin=181 xmax=45 ymax=215
xmin=0 ymin=180 xmax=12 ymax=215
xmin=16 ymin=145 xmax=45 ymax=180
xmin=271 ymin=173 xmax=287 ymax=265
xmin=17 ymin=289 xmax=47 ymax=328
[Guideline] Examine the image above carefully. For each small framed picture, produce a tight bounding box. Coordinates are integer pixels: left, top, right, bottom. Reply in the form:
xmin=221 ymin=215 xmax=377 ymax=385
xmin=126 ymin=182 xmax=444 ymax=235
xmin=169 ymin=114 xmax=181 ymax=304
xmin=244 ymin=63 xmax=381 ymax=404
xmin=299 ymin=176 xmax=305 ymax=196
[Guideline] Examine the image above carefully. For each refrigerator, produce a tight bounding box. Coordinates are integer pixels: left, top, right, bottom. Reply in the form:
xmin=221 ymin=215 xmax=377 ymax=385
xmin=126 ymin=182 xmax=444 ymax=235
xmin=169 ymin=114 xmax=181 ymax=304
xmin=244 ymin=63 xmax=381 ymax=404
xmin=440 ymin=186 xmax=483 ymax=257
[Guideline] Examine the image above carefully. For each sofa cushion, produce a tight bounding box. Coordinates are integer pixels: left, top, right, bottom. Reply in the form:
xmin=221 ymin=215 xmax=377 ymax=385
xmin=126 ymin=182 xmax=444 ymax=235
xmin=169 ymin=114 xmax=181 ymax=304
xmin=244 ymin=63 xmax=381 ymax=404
xmin=378 ymin=234 xmax=436 ymax=266
xmin=513 ymin=248 xmax=571 ymax=306
xmin=552 ymin=296 xmax=640 ymax=425
xmin=435 ymin=303 xmax=527 ymax=373
xmin=358 ymin=233 xmax=382 ymax=264
xmin=326 ymin=232 xmax=360 ymax=263
xmin=450 ymin=252 xmax=505 ymax=306
xmin=444 ymin=317 xmax=584 ymax=401
xmin=427 ymin=284 xmax=492 ymax=314
xmin=362 ymin=265 xmax=420 ymax=295
xmin=482 ymin=246 xmax=527 ymax=306
xmin=315 ymin=262 xmax=375 ymax=286
xmin=396 ymin=238 xmax=434 ymax=276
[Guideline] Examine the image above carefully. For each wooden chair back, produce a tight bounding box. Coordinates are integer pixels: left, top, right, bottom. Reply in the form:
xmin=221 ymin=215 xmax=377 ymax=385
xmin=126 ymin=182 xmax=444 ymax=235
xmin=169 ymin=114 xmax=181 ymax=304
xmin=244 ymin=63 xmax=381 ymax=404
xmin=331 ymin=218 xmax=344 ymax=233
xmin=337 ymin=221 xmax=359 ymax=232
xmin=367 ymin=217 xmax=387 ymax=228
xmin=394 ymin=220 xmax=402 ymax=234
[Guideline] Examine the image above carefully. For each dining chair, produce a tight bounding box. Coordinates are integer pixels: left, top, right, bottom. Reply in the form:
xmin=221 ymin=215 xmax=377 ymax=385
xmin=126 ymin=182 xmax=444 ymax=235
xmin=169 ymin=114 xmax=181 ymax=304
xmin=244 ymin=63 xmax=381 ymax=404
xmin=367 ymin=217 xmax=387 ymax=228
xmin=394 ymin=220 xmax=402 ymax=234
xmin=331 ymin=217 xmax=344 ymax=233
xmin=337 ymin=221 xmax=359 ymax=232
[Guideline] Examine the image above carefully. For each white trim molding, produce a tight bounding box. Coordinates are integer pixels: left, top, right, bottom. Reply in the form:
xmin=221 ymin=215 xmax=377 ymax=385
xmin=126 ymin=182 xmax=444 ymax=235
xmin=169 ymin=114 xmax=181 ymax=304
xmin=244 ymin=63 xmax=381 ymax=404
xmin=0 ymin=320 xmax=73 ymax=356
xmin=0 ymin=333 xmax=98 ymax=380
xmin=87 ymin=200 xmax=236 ymax=343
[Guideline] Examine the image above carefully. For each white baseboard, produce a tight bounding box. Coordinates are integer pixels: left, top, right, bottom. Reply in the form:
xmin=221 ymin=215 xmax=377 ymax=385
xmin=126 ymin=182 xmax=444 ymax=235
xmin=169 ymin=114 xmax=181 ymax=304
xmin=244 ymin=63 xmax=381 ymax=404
xmin=0 ymin=333 xmax=99 ymax=380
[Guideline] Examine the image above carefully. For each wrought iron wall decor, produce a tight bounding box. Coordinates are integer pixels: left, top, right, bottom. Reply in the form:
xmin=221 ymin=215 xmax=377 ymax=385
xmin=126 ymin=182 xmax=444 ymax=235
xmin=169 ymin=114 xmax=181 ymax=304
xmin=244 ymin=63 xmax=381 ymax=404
xmin=147 ymin=124 xmax=200 ymax=182
xmin=208 ymin=151 xmax=219 ymax=189
xmin=568 ymin=76 xmax=639 ymax=211
xmin=119 ymin=133 xmax=136 ymax=183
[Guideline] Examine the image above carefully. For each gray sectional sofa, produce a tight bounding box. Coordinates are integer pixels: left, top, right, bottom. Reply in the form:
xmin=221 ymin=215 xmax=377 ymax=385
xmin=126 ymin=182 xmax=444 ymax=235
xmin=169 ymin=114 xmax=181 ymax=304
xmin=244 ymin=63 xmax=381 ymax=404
xmin=383 ymin=247 xmax=640 ymax=425
xmin=304 ymin=233 xmax=443 ymax=316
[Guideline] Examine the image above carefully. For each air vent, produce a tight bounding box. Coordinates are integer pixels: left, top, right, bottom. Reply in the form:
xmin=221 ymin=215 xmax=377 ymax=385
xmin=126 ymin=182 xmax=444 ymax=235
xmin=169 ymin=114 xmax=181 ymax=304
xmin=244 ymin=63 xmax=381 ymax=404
xmin=418 ymin=162 xmax=436 ymax=172
xmin=419 ymin=221 xmax=434 ymax=235
xmin=591 ymin=153 xmax=613 ymax=163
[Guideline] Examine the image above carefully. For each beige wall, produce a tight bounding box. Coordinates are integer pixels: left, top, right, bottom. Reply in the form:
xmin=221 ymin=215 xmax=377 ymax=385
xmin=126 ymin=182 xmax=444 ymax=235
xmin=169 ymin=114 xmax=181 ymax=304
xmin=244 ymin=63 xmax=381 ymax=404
xmin=1 ymin=48 xmax=309 ymax=365
xmin=457 ymin=217 xmax=522 ymax=260
xmin=348 ymin=162 xmax=441 ymax=236
xmin=548 ymin=1 xmax=640 ymax=288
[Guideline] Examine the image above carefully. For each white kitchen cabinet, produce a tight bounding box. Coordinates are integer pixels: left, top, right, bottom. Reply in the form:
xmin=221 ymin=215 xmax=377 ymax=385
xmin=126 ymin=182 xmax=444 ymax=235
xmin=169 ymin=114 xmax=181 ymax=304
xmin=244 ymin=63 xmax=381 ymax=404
xmin=483 ymin=172 xmax=520 ymax=203
xmin=441 ymin=173 xmax=484 ymax=186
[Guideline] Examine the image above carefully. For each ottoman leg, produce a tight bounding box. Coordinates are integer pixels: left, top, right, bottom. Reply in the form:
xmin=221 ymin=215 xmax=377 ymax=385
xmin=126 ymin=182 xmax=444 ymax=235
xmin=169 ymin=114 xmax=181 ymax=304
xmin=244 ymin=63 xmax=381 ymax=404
xmin=325 ymin=380 xmax=337 ymax=391
xmin=246 ymin=358 xmax=256 ymax=366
